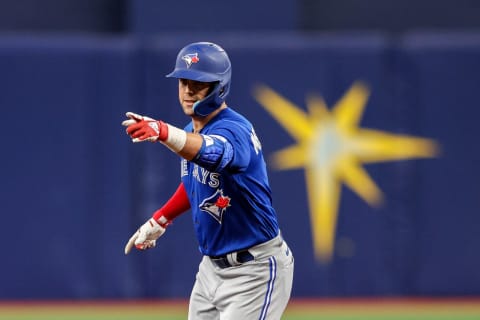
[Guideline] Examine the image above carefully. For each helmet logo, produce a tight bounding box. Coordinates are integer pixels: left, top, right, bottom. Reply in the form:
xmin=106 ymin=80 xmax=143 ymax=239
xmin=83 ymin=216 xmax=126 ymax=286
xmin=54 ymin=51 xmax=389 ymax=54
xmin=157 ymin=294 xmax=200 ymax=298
xmin=181 ymin=53 xmax=200 ymax=68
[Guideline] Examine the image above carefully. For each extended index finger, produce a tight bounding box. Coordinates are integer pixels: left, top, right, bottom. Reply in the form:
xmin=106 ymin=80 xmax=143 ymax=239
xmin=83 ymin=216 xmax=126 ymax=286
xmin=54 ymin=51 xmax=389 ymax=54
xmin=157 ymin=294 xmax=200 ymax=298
xmin=124 ymin=233 xmax=138 ymax=255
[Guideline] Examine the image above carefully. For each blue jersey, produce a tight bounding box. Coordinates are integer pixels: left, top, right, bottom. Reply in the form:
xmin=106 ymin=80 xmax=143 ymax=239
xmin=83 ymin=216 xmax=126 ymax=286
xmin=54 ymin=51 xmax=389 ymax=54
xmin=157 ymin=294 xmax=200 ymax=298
xmin=181 ymin=107 xmax=279 ymax=256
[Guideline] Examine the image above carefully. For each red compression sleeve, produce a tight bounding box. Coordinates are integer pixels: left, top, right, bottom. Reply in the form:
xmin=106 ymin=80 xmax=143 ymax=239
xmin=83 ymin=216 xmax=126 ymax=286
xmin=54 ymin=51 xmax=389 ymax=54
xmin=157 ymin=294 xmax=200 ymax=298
xmin=152 ymin=182 xmax=191 ymax=223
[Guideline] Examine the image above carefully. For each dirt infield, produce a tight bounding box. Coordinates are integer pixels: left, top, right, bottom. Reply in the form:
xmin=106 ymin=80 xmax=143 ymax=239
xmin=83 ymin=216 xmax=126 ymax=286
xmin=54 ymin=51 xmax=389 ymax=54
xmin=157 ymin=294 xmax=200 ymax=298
xmin=0 ymin=298 xmax=479 ymax=320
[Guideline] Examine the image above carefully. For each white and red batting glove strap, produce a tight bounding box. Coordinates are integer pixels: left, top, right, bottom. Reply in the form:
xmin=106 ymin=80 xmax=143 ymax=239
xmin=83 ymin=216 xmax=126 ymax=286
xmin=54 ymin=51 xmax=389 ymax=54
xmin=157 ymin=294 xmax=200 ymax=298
xmin=124 ymin=218 xmax=167 ymax=255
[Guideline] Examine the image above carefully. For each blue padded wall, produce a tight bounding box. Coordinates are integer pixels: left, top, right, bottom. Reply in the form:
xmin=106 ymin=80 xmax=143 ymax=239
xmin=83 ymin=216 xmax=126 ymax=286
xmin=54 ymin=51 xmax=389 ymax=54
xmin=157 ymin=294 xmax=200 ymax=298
xmin=0 ymin=32 xmax=479 ymax=299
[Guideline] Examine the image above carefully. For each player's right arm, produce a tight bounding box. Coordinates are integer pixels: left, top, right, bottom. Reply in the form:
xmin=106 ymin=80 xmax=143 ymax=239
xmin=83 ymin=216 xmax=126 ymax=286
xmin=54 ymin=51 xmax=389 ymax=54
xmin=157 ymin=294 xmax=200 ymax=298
xmin=122 ymin=111 xmax=235 ymax=172
xmin=124 ymin=183 xmax=191 ymax=254
xmin=121 ymin=111 xmax=202 ymax=158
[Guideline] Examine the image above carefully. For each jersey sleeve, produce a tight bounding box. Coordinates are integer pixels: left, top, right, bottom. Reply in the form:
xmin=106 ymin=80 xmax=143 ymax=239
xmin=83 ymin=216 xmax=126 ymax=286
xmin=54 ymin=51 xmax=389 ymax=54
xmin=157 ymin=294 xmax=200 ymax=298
xmin=211 ymin=121 xmax=251 ymax=172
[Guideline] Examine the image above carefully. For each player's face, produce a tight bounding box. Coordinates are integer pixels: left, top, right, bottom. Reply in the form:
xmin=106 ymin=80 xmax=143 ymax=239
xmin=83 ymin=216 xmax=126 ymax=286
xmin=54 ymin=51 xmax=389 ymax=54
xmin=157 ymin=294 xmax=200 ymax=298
xmin=178 ymin=79 xmax=212 ymax=116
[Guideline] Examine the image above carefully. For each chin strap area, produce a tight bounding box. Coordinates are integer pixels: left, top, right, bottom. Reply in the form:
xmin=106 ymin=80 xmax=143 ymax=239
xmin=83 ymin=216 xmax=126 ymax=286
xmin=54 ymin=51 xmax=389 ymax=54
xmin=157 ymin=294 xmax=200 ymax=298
xmin=193 ymin=83 xmax=225 ymax=116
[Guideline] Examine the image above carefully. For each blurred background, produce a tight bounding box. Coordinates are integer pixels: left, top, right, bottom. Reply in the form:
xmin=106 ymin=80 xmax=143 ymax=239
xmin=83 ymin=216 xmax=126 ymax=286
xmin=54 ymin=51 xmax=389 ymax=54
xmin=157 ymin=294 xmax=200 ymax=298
xmin=0 ymin=0 xmax=479 ymax=311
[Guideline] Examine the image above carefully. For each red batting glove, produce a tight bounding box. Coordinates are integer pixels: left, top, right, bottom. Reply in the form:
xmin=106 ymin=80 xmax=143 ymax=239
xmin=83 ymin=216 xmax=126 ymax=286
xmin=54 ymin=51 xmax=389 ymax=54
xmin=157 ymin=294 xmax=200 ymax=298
xmin=122 ymin=112 xmax=168 ymax=143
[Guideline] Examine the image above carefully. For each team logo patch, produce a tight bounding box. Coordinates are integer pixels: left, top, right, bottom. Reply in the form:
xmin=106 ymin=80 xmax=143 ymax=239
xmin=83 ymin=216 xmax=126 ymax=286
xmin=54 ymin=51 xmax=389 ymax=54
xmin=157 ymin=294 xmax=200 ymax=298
xmin=181 ymin=53 xmax=199 ymax=68
xmin=199 ymin=189 xmax=231 ymax=224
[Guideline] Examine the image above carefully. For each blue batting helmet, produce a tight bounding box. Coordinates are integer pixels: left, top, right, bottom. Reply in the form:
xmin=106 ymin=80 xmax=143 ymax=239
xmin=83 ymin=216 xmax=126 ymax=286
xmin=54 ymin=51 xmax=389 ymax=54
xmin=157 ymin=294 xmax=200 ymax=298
xmin=166 ymin=42 xmax=232 ymax=116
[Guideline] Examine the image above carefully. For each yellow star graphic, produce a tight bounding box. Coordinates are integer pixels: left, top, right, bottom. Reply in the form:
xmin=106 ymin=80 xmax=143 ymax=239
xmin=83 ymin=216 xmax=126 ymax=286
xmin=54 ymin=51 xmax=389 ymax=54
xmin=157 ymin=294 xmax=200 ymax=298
xmin=254 ymin=81 xmax=439 ymax=263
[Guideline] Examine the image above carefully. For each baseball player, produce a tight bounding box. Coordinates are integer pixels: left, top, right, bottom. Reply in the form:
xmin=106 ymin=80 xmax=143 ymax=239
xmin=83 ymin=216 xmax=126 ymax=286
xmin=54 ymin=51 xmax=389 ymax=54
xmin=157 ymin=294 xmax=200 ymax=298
xmin=123 ymin=42 xmax=294 ymax=320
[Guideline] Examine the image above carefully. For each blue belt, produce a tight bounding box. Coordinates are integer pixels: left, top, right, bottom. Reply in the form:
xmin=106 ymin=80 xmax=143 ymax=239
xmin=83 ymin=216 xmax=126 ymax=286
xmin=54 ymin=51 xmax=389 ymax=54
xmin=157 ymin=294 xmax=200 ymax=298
xmin=210 ymin=250 xmax=254 ymax=268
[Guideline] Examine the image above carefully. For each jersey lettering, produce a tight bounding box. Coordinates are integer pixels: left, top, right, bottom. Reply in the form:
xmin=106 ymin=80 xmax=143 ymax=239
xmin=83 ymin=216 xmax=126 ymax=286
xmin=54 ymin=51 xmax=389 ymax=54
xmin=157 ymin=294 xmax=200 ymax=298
xmin=199 ymin=167 xmax=210 ymax=184
xmin=251 ymin=128 xmax=262 ymax=155
xmin=192 ymin=165 xmax=209 ymax=184
xmin=181 ymin=159 xmax=188 ymax=177
xmin=192 ymin=163 xmax=199 ymax=180
xmin=191 ymin=163 xmax=221 ymax=188
xmin=208 ymin=173 xmax=220 ymax=188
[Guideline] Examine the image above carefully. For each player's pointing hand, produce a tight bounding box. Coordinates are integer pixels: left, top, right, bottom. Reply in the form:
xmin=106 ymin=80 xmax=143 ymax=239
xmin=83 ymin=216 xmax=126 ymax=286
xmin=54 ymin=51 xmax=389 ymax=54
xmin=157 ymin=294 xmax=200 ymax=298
xmin=122 ymin=112 xmax=169 ymax=143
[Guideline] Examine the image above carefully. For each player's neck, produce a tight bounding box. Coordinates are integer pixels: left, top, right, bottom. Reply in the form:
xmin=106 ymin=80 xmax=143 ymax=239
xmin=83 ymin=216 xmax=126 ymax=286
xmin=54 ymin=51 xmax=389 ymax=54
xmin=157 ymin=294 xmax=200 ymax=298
xmin=191 ymin=103 xmax=227 ymax=133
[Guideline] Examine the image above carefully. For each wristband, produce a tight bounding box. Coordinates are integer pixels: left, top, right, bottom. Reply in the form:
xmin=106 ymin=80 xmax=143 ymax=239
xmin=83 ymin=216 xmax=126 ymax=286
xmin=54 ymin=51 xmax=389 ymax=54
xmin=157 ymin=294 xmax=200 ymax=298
xmin=163 ymin=124 xmax=187 ymax=152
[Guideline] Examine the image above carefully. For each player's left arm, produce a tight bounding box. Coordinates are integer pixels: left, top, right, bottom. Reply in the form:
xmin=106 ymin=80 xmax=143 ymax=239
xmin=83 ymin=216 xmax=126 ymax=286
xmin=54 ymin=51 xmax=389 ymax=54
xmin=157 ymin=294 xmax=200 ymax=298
xmin=124 ymin=182 xmax=191 ymax=254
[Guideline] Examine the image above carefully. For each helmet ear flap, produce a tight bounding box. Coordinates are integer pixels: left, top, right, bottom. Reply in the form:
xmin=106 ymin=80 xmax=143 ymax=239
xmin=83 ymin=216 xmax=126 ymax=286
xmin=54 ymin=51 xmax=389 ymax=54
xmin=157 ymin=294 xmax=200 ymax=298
xmin=218 ymin=82 xmax=229 ymax=98
xmin=193 ymin=82 xmax=225 ymax=117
